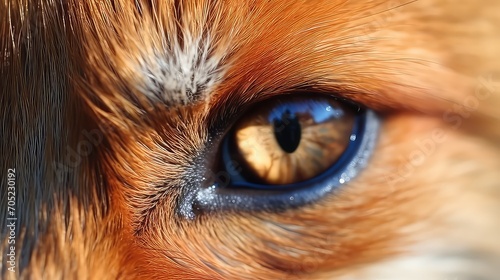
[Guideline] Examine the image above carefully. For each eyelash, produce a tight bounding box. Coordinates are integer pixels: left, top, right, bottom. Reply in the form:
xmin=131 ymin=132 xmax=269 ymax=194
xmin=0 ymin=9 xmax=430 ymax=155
xmin=176 ymin=92 xmax=381 ymax=219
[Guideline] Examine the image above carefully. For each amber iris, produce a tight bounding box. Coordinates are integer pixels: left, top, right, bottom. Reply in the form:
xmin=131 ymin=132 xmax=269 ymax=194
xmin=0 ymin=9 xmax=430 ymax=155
xmin=231 ymin=96 xmax=356 ymax=185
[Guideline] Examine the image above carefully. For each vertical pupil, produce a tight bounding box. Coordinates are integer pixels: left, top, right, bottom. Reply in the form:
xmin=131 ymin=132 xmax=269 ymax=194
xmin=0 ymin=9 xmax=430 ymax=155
xmin=273 ymin=109 xmax=301 ymax=153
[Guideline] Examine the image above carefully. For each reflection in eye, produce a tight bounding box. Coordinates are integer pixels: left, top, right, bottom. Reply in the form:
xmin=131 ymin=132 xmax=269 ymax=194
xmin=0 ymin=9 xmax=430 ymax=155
xmin=230 ymin=97 xmax=356 ymax=185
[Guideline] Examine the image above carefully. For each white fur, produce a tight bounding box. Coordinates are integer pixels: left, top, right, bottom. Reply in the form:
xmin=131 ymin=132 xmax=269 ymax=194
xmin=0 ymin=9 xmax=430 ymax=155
xmin=138 ymin=32 xmax=226 ymax=106
xmin=340 ymin=247 xmax=499 ymax=280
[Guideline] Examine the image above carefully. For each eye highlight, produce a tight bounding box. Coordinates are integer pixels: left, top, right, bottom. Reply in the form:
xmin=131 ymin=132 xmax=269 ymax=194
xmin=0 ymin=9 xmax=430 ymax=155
xmin=229 ymin=97 xmax=356 ymax=185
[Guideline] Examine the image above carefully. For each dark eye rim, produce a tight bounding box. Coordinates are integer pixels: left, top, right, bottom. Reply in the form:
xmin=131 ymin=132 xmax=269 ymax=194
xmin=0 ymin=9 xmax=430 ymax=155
xmin=177 ymin=102 xmax=380 ymax=217
xmin=221 ymin=104 xmax=364 ymax=190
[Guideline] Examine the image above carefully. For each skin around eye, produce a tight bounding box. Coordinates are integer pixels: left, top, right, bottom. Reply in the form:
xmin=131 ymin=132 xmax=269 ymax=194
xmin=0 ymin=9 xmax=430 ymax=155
xmin=230 ymin=97 xmax=356 ymax=185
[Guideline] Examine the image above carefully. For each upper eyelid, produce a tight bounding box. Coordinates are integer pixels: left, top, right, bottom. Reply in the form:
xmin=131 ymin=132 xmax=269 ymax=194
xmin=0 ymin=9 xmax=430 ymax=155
xmin=206 ymin=88 xmax=370 ymax=134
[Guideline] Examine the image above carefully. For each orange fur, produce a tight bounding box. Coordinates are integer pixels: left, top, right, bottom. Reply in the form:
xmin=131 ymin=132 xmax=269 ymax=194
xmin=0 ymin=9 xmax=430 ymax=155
xmin=1 ymin=0 xmax=500 ymax=279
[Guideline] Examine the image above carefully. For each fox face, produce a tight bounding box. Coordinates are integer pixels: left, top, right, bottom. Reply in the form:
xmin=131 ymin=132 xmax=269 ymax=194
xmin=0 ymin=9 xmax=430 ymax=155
xmin=1 ymin=0 xmax=500 ymax=279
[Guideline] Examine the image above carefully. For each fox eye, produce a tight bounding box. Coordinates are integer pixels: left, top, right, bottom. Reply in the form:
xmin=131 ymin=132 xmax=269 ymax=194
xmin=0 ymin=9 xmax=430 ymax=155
xmin=225 ymin=96 xmax=356 ymax=185
xmin=180 ymin=94 xmax=379 ymax=218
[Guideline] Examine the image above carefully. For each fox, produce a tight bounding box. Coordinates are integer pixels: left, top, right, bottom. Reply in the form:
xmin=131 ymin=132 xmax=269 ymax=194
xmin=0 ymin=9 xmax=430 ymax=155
xmin=1 ymin=0 xmax=500 ymax=279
